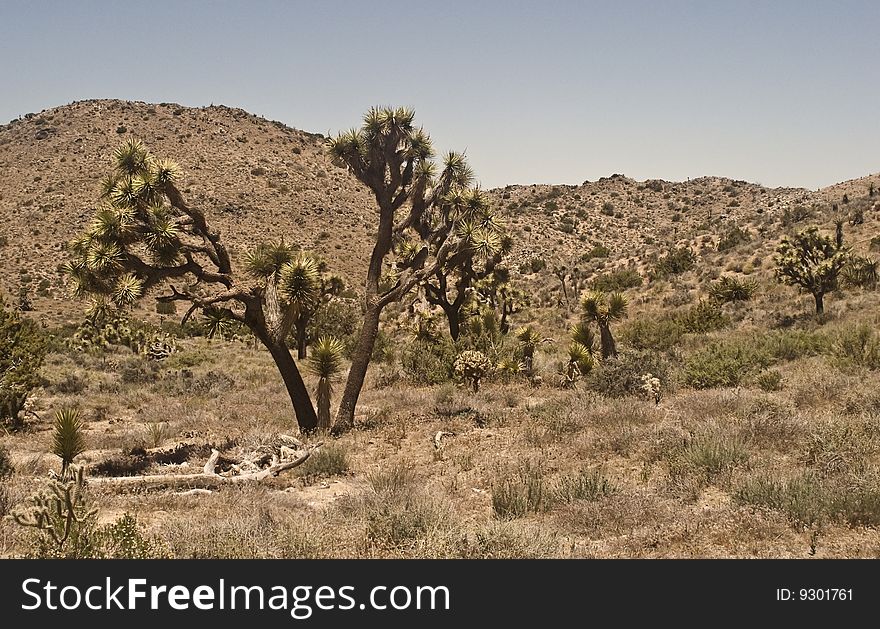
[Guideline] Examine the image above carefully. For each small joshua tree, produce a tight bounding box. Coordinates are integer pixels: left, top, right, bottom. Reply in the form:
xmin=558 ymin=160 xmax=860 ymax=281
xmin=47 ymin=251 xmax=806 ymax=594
xmin=581 ymin=291 xmax=628 ymax=359
xmin=515 ymin=325 xmax=542 ymax=376
xmin=454 ymin=350 xmax=492 ymax=393
xmin=774 ymin=226 xmax=849 ymax=315
xmin=307 ymin=336 xmax=345 ymax=432
xmin=52 ymin=407 xmax=86 ymax=478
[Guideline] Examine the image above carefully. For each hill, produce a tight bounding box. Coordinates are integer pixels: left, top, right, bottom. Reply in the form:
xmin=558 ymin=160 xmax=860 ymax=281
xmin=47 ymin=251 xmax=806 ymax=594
xmin=2 ymin=99 xmax=878 ymax=324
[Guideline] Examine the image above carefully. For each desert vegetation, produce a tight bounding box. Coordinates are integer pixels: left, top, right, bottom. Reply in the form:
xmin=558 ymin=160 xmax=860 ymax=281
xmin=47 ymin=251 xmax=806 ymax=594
xmin=1 ymin=101 xmax=880 ymax=558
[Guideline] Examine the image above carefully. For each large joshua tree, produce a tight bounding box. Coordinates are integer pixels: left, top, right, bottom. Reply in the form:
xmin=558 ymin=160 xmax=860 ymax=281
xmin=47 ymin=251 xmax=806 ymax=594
xmin=775 ymin=225 xmax=850 ymax=315
xmin=581 ymin=291 xmax=628 ymax=359
xmin=327 ymin=106 xmax=499 ymax=432
xmin=66 ymin=139 xmax=320 ymax=432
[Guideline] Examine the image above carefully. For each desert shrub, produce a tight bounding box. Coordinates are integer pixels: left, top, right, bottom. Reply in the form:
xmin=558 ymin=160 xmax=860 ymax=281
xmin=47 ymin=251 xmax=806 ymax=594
xmin=619 ymin=318 xmax=685 ymax=353
xmin=307 ymin=299 xmax=360 ymax=355
xmin=682 ymin=341 xmax=771 ymax=389
xmin=590 ymin=268 xmax=642 ymax=292
xmin=667 ymin=429 xmax=749 ymax=491
xmin=400 ymin=339 xmax=457 ymax=385
xmin=95 ymin=513 xmax=167 ymax=558
xmin=0 ymin=444 xmax=13 ymax=478
xmin=552 ymin=468 xmax=615 ymax=504
xmin=582 ymin=244 xmax=610 ymax=260
xmin=651 ymin=247 xmax=696 ymax=279
xmin=716 ymin=225 xmax=751 ymax=252
xmin=587 ymin=350 xmax=670 ymax=398
xmin=1 ymin=298 xmax=47 ymax=428
xmin=363 ymin=462 xmax=448 ymax=549
xmin=841 ymin=255 xmax=878 ymax=289
xmin=295 ymin=444 xmax=349 ymax=483
xmin=781 ymin=204 xmax=815 ymax=227
xmin=491 ymin=460 xmax=550 ymax=520
xmin=735 ymin=473 xmax=826 ymax=529
xmin=678 ymin=300 xmax=729 ymax=333
xmin=759 ymin=329 xmax=830 ymax=361
xmin=708 ymin=276 xmax=758 ymax=303
xmin=601 ymin=201 xmax=615 ymax=216
xmin=755 ymin=370 xmax=783 ymax=392
xmin=833 ymin=325 xmax=880 ymax=370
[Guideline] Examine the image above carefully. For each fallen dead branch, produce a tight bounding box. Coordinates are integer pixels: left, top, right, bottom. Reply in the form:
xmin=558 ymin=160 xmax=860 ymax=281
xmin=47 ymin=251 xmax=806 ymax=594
xmin=89 ymin=442 xmax=322 ymax=490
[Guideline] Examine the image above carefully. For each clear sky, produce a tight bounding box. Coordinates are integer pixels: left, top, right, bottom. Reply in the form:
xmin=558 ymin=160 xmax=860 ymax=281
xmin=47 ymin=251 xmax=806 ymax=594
xmin=1 ymin=0 xmax=877 ymax=190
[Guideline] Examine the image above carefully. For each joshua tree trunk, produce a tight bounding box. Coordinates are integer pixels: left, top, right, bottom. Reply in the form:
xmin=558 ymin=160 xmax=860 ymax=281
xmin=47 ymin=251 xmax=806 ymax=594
xmin=333 ymin=305 xmax=381 ymax=433
xmin=295 ymin=317 xmax=308 ymax=359
xmin=599 ymin=323 xmax=617 ymax=359
xmin=315 ymin=379 xmax=331 ymax=432
xmin=814 ymin=292 xmax=824 ymax=316
xmin=260 ymin=336 xmax=318 ymax=433
xmin=442 ymin=303 xmax=461 ymax=341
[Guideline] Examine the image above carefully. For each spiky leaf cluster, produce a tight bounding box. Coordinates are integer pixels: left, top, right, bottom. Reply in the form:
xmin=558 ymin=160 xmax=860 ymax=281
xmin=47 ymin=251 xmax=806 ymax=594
xmin=581 ymin=291 xmax=628 ymax=326
xmin=66 ymin=139 xmax=189 ymax=312
xmin=52 ymin=407 xmax=86 ymax=477
xmin=774 ymin=227 xmax=849 ymax=296
xmin=709 ymin=276 xmax=758 ymax=303
xmin=307 ymin=336 xmax=346 ymax=381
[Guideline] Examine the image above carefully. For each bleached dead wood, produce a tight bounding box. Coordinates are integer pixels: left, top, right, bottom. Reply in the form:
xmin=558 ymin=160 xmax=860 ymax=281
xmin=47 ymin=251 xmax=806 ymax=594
xmin=89 ymin=443 xmax=322 ymax=490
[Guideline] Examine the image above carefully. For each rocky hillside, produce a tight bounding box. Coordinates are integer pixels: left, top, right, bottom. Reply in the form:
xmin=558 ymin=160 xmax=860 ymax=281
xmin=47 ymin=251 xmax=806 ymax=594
xmin=0 ymin=99 xmax=877 ymax=323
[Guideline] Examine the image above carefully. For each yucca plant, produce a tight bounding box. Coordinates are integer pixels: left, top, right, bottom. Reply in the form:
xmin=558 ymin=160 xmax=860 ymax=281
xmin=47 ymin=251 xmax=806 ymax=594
xmin=515 ymin=325 xmax=542 ymax=375
xmin=709 ymin=276 xmax=758 ymax=303
xmin=581 ymin=291 xmax=628 ymax=358
xmin=52 ymin=407 xmax=86 ymax=478
xmin=307 ymin=337 xmax=346 ymax=431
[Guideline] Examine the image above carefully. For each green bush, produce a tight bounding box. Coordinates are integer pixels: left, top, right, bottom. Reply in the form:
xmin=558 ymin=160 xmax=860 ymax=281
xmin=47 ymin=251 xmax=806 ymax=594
xmin=587 ymin=350 xmax=670 ymax=398
xmin=651 ymin=247 xmax=696 ymax=279
xmin=619 ymin=318 xmax=685 ymax=353
xmin=295 ymin=444 xmax=350 ymax=483
xmin=401 ymin=339 xmax=457 ymax=385
xmin=755 ymin=370 xmax=783 ymax=392
xmin=590 ymin=268 xmax=642 ymax=292
xmin=678 ymin=300 xmax=729 ymax=333
xmin=833 ymin=325 xmax=880 ymax=370
xmin=307 ymin=299 xmax=360 ymax=356
xmin=1 ymin=298 xmax=47 ymax=427
xmin=716 ymin=225 xmax=751 ymax=252
xmin=682 ymin=341 xmax=771 ymax=389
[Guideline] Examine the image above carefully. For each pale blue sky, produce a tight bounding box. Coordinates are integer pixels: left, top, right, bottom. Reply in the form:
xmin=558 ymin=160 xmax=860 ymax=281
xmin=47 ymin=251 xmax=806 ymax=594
xmin=1 ymin=0 xmax=877 ymax=189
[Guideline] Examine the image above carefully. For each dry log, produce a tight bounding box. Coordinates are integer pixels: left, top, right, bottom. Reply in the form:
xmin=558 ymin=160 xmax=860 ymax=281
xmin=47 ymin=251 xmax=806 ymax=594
xmin=89 ymin=443 xmax=322 ymax=490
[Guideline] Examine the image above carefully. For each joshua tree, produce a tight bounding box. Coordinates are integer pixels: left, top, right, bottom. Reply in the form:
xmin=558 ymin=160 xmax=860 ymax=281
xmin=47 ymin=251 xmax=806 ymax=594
xmin=307 ymin=336 xmax=345 ymax=432
xmin=65 ymin=139 xmax=320 ymax=432
xmin=327 ymin=106 xmax=498 ymax=432
xmin=774 ymin=226 xmax=849 ymax=315
xmin=581 ymin=291 xmax=628 ymax=359
xmin=421 ymin=199 xmax=509 ymax=341
xmin=474 ymin=268 xmax=524 ymax=335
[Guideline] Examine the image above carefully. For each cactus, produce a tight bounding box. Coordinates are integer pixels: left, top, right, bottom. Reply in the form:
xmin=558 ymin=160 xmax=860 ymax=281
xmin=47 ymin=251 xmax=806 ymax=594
xmin=454 ymin=350 xmax=492 ymax=393
xmin=9 ymin=466 xmax=98 ymax=557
